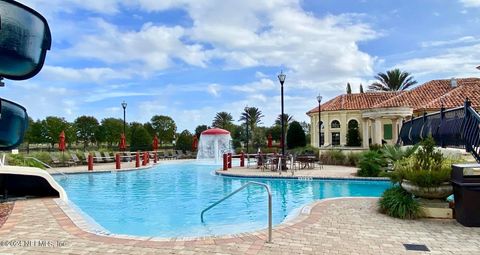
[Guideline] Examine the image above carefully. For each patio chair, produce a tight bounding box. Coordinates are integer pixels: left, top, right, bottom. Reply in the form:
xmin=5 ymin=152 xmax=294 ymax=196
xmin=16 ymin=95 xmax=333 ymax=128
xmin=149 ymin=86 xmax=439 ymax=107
xmin=70 ymin=153 xmax=82 ymax=165
xmin=176 ymin=150 xmax=186 ymax=159
xmin=169 ymin=151 xmax=177 ymax=160
xmin=49 ymin=153 xmax=62 ymax=167
xmin=94 ymin=151 xmax=105 ymax=163
xmin=103 ymin=152 xmax=115 ymax=163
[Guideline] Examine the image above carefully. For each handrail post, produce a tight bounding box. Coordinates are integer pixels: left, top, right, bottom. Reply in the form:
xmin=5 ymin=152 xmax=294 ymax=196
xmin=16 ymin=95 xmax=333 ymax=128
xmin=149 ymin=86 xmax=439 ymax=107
xmin=200 ymin=181 xmax=273 ymax=243
xmin=464 ymin=98 xmax=472 ymax=153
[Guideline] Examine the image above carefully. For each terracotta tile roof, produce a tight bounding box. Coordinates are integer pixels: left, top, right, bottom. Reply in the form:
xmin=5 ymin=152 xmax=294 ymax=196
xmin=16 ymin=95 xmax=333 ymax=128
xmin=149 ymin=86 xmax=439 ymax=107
xmin=306 ymin=78 xmax=480 ymax=114
xmin=423 ymin=79 xmax=480 ymax=110
xmin=307 ymin=92 xmax=402 ymax=113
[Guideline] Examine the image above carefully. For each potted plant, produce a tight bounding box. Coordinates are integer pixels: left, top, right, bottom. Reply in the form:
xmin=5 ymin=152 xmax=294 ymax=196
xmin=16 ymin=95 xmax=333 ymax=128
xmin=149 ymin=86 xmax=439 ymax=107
xmin=391 ymin=136 xmax=454 ymax=200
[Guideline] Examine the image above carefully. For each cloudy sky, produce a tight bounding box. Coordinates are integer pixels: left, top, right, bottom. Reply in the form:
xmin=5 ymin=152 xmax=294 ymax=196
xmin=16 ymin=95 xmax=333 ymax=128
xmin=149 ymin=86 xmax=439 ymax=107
xmin=3 ymin=0 xmax=480 ymax=132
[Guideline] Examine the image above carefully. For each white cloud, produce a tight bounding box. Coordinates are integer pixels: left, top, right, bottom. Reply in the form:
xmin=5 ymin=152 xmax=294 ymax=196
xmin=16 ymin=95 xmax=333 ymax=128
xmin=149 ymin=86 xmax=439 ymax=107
xmin=207 ymin=84 xmax=221 ymax=97
xmin=65 ymin=19 xmax=207 ymax=72
xmin=420 ymin=36 xmax=478 ymax=48
xmin=232 ymin=79 xmax=276 ymax=93
xmin=460 ymin=0 xmax=480 ymax=8
xmin=396 ymin=42 xmax=480 ymax=77
xmin=41 ymin=66 xmax=131 ymax=83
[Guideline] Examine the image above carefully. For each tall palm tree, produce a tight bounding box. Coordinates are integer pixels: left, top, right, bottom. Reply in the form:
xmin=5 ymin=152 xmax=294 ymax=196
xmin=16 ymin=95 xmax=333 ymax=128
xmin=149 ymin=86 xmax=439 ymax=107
xmin=274 ymin=113 xmax=293 ymax=128
xmin=368 ymin=69 xmax=418 ymax=91
xmin=239 ymin=107 xmax=264 ymax=130
xmin=212 ymin=112 xmax=233 ymax=130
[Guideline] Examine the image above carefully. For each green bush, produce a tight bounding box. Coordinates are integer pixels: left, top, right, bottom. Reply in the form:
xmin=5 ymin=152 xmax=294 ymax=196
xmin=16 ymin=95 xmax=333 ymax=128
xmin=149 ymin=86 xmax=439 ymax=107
xmin=6 ymin=154 xmax=46 ymax=169
xmin=320 ymin=149 xmax=345 ymax=165
xmin=390 ymin=136 xmax=457 ymax=187
xmin=357 ymin=150 xmax=384 ymax=177
xmin=286 ymin=121 xmax=306 ymax=149
xmin=291 ymin=145 xmax=319 ymax=156
xmin=369 ymin=144 xmax=383 ymax=152
xmin=345 ymin=152 xmax=361 ymax=166
xmin=378 ymin=186 xmax=422 ymax=219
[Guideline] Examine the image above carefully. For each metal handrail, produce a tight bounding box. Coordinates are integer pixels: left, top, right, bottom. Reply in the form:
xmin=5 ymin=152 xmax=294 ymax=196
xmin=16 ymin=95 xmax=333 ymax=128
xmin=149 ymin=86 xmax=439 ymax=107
xmin=24 ymin=156 xmax=68 ymax=178
xmin=200 ymin=181 xmax=273 ymax=243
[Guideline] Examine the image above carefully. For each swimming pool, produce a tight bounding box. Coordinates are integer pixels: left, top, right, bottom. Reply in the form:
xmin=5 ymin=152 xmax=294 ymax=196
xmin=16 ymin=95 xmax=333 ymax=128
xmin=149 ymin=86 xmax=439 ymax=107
xmin=54 ymin=162 xmax=390 ymax=237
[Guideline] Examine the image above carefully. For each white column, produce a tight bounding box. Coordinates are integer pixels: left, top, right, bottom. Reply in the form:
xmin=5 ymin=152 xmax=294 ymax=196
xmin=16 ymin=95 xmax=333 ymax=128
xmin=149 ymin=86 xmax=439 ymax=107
xmin=323 ymin=113 xmax=330 ymax=145
xmin=340 ymin=112 xmax=347 ymax=146
xmin=362 ymin=118 xmax=370 ymax=149
xmin=373 ymin=118 xmax=383 ymax=145
xmin=392 ymin=118 xmax=399 ymax=144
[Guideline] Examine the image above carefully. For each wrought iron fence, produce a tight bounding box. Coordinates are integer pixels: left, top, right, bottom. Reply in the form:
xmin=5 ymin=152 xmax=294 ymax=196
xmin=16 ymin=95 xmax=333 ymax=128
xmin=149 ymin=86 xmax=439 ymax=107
xmin=398 ymin=99 xmax=480 ymax=163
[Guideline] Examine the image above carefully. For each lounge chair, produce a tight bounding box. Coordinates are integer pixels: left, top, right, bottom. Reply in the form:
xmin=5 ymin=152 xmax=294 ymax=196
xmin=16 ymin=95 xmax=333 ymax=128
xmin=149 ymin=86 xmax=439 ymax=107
xmin=49 ymin=153 xmax=62 ymax=167
xmin=176 ymin=150 xmax=185 ymax=159
xmin=158 ymin=151 xmax=165 ymax=160
xmin=169 ymin=151 xmax=177 ymax=160
xmin=103 ymin=152 xmax=115 ymax=163
xmin=94 ymin=151 xmax=105 ymax=163
xmin=70 ymin=153 xmax=82 ymax=165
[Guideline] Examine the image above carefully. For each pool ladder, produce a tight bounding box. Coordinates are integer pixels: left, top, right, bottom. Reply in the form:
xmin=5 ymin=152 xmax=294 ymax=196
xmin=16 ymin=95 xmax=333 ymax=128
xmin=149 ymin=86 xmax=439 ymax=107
xmin=200 ymin=181 xmax=273 ymax=243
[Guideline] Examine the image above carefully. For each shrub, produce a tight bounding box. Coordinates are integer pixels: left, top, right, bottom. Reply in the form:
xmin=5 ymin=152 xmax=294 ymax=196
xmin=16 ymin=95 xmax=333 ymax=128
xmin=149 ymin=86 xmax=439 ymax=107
xmin=369 ymin=144 xmax=383 ymax=152
xmin=357 ymin=150 xmax=384 ymax=177
xmin=345 ymin=152 xmax=361 ymax=166
xmin=390 ymin=136 xmax=456 ymax=187
xmin=286 ymin=121 xmax=306 ymax=149
xmin=378 ymin=186 xmax=422 ymax=219
xmin=319 ymin=149 xmax=345 ymax=165
xmin=6 ymin=154 xmax=46 ymax=169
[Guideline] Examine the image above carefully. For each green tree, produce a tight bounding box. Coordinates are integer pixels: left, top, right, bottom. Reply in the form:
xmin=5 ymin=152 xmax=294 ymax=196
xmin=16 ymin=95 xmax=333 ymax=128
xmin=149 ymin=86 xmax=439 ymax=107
xmin=252 ymin=127 xmax=266 ymax=150
xmin=129 ymin=122 xmax=152 ymax=151
xmin=360 ymin=84 xmax=364 ymax=93
xmin=150 ymin=115 xmax=176 ymax=145
xmin=74 ymin=116 xmax=99 ymax=149
xmin=346 ymin=83 xmax=352 ymax=94
xmin=100 ymin=118 xmax=124 ymax=147
xmin=346 ymin=120 xmax=361 ymax=147
xmin=286 ymin=121 xmax=306 ymax=149
xmin=195 ymin=125 xmax=208 ymax=138
xmin=239 ymin=106 xmax=264 ymax=131
xmin=299 ymin=121 xmax=310 ymax=136
xmin=267 ymin=125 xmax=282 ymax=141
xmin=212 ymin=112 xmax=233 ymax=131
xmin=274 ymin=113 xmax=293 ymax=128
xmin=176 ymin=130 xmax=194 ymax=151
xmin=368 ymin=69 xmax=417 ymax=91
xmin=42 ymin=116 xmax=70 ymax=149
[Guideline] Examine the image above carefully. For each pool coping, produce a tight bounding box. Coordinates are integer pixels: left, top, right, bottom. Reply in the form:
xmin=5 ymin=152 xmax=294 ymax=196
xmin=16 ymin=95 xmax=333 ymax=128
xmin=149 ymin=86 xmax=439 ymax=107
xmin=48 ymin=196 xmax=380 ymax=245
xmin=215 ymin=170 xmax=390 ymax=181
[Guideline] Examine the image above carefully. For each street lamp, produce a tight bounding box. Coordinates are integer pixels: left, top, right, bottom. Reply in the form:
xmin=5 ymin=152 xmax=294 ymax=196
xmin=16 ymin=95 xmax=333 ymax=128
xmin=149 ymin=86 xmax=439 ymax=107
xmin=244 ymin=106 xmax=249 ymax=154
xmin=121 ymin=101 xmax=127 ymax=135
xmin=317 ymin=94 xmax=323 ymax=147
xmin=277 ymin=71 xmax=286 ymax=157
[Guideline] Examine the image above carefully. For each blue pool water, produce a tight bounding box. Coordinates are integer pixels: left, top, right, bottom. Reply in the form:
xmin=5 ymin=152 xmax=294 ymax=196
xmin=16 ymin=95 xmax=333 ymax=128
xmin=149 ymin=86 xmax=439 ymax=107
xmin=54 ymin=162 xmax=391 ymax=237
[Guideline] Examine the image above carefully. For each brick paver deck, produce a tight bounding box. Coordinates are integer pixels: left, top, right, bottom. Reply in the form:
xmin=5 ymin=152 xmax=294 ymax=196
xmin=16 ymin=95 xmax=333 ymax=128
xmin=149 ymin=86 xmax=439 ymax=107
xmin=1 ymin=197 xmax=479 ymax=254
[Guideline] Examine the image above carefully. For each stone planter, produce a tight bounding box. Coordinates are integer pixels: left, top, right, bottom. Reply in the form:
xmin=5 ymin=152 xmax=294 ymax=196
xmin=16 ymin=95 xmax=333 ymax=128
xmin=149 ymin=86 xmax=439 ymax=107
xmin=401 ymin=180 xmax=453 ymax=199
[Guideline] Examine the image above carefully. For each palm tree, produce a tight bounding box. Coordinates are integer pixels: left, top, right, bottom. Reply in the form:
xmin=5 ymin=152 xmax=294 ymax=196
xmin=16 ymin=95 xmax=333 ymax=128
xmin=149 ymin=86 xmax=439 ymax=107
xmin=212 ymin=112 xmax=233 ymax=130
xmin=368 ymin=69 xmax=417 ymax=91
xmin=239 ymin=107 xmax=264 ymax=130
xmin=274 ymin=113 xmax=293 ymax=128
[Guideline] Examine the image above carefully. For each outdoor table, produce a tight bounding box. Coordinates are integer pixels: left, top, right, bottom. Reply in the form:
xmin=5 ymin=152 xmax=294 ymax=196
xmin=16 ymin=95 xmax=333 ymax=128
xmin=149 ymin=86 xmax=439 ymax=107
xmin=296 ymin=155 xmax=316 ymax=169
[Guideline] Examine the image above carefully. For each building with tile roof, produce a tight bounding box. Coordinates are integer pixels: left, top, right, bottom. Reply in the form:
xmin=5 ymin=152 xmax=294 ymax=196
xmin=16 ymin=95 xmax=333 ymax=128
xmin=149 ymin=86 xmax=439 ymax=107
xmin=307 ymin=77 xmax=480 ymax=148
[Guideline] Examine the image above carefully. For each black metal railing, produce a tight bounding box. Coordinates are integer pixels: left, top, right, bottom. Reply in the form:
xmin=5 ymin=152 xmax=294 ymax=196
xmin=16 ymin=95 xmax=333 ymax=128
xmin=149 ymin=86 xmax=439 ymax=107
xmin=399 ymin=99 xmax=480 ymax=163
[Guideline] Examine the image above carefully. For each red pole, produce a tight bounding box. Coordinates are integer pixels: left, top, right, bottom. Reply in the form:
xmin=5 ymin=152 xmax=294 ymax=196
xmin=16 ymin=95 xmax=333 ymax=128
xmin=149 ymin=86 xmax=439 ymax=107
xmin=240 ymin=152 xmax=244 ymax=167
xmin=142 ymin=152 xmax=147 ymax=166
xmin=115 ymin=153 xmax=121 ymax=169
xmin=223 ymin=153 xmax=228 ymax=171
xmin=135 ymin=152 xmax=140 ymax=168
xmin=227 ymin=153 xmax=232 ymax=168
xmin=154 ymin=152 xmax=158 ymax=163
xmin=88 ymin=154 xmax=93 ymax=171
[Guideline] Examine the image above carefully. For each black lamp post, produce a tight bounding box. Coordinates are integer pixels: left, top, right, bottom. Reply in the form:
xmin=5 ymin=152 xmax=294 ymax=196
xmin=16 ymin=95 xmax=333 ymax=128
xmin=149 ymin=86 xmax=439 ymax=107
xmin=245 ymin=106 xmax=249 ymax=154
xmin=278 ymin=71 xmax=286 ymax=157
xmin=317 ymin=95 xmax=323 ymax=147
xmin=121 ymin=101 xmax=127 ymax=135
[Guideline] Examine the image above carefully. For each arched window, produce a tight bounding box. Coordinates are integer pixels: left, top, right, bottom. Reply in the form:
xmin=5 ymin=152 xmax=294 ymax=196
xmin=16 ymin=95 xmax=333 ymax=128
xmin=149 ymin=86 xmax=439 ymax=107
xmin=331 ymin=120 xmax=341 ymax=129
xmin=348 ymin=119 xmax=359 ymax=129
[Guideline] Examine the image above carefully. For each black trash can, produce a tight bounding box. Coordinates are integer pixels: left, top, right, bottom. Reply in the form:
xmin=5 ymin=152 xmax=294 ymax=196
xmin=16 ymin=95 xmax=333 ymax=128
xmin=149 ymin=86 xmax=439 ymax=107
xmin=451 ymin=164 xmax=480 ymax=227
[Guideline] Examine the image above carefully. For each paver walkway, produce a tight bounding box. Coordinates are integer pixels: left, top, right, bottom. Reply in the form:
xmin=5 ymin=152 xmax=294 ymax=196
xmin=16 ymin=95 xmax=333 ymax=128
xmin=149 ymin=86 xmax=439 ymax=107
xmin=1 ymin=197 xmax=479 ymax=254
